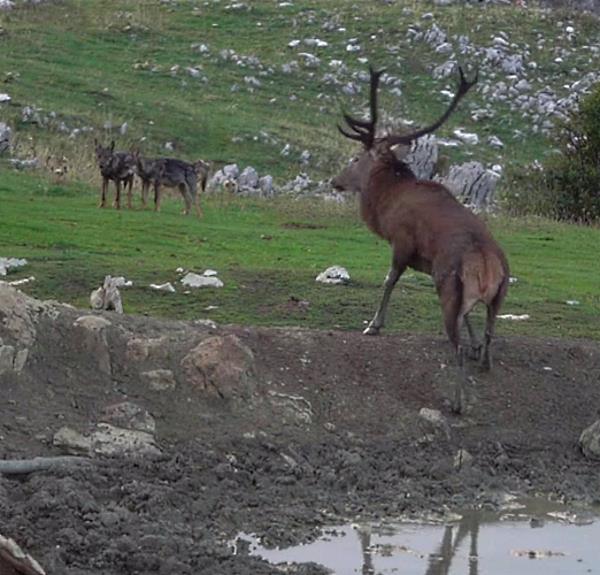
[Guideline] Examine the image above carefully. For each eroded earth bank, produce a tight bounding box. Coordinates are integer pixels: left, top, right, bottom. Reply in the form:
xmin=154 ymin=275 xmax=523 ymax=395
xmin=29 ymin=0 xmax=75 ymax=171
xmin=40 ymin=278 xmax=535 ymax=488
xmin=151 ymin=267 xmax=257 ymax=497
xmin=0 ymin=284 xmax=599 ymax=574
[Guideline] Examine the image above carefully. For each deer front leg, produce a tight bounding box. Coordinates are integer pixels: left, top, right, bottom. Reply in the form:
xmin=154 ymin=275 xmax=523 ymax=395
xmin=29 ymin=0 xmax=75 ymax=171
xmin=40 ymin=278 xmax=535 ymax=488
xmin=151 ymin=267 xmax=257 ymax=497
xmin=363 ymin=263 xmax=404 ymax=335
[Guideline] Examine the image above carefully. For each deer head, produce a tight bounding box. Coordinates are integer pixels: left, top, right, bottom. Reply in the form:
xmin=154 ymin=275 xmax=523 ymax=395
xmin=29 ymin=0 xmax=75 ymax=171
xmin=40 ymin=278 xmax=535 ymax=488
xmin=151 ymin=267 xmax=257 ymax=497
xmin=332 ymin=65 xmax=477 ymax=193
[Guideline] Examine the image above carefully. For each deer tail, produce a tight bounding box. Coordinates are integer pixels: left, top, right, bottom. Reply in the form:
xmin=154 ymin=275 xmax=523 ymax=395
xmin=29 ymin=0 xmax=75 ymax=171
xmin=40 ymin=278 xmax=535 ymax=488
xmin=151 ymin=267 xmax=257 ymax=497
xmin=460 ymin=250 xmax=506 ymax=313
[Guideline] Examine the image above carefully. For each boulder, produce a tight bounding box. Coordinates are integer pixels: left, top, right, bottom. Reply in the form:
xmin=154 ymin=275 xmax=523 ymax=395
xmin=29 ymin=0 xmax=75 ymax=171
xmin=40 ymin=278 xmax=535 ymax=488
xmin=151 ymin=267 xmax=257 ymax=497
xmin=90 ymin=275 xmax=123 ymax=313
xmin=54 ymin=423 xmax=161 ymax=457
xmin=0 ymin=533 xmax=45 ymax=575
xmin=418 ymin=407 xmax=451 ymax=440
xmin=579 ymin=420 xmax=600 ymax=460
xmin=437 ymin=161 xmax=500 ymax=210
xmin=259 ymin=175 xmax=274 ymax=196
xmin=0 ymin=257 xmax=27 ymax=276
xmin=92 ymin=424 xmax=161 ymax=457
xmin=238 ymin=166 xmax=259 ymax=190
xmin=0 ymin=283 xmax=39 ymax=346
xmin=181 ymin=335 xmax=255 ymax=399
xmin=404 ymin=135 xmax=438 ymax=180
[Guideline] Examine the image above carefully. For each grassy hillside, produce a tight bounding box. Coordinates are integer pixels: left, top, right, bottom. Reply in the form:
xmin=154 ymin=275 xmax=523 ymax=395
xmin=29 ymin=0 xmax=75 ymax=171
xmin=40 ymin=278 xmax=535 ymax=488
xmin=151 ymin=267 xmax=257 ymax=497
xmin=2 ymin=0 xmax=599 ymax=181
xmin=1 ymin=0 xmax=599 ymax=340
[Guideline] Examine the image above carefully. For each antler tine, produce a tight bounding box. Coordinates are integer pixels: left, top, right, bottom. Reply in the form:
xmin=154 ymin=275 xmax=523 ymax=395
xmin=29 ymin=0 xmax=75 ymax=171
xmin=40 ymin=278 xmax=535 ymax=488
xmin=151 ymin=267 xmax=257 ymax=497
xmin=368 ymin=65 xmax=385 ymax=138
xmin=342 ymin=112 xmax=372 ymax=134
xmin=386 ymin=65 xmax=478 ymax=147
xmin=337 ymin=123 xmax=369 ymax=142
xmin=338 ymin=65 xmax=385 ymax=149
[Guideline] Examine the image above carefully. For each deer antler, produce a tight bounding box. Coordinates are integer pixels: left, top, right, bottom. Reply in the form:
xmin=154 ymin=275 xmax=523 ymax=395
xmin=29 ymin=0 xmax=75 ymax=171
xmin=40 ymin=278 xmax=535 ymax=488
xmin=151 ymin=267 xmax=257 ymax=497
xmin=337 ymin=66 xmax=385 ymax=149
xmin=386 ymin=66 xmax=478 ymax=146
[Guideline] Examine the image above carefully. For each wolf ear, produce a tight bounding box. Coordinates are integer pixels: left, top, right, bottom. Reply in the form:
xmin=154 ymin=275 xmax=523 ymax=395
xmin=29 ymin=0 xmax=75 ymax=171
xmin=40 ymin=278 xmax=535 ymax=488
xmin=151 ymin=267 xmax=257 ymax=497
xmin=94 ymin=138 xmax=98 ymax=147
xmin=110 ymin=140 xmax=115 ymax=152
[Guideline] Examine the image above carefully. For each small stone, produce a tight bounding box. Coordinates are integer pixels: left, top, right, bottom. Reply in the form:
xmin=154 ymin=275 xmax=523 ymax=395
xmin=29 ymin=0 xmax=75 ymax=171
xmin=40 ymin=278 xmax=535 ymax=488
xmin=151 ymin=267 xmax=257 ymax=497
xmin=149 ymin=282 xmax=176 ymax=292
xmin=315 ymin=266 xmax=350 ymax=285
xmin=53 ymin=426 xmax=92 ymax=455
xmin=91 ymin=423 xmax=161 ymax=457
xmin=141 ymin=369 xmax=177 ymax=391
xmin=453 ymin=128 xmax=479 ymax=145
xmin=181 ymin=272 xmax=223 ymax=288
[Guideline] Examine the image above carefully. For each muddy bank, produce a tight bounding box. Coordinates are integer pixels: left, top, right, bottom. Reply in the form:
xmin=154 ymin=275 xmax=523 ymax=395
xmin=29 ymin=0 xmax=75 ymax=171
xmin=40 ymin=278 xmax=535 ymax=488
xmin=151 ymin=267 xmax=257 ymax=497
xmin=0 ymin=284 xmax=599 ymax=574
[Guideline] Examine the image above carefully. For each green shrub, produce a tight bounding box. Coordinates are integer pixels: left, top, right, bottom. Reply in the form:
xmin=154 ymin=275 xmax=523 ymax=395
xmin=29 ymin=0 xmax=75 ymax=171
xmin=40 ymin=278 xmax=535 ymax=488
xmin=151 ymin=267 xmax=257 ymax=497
xmin=503 ymin=83 xmax=600 ymax=222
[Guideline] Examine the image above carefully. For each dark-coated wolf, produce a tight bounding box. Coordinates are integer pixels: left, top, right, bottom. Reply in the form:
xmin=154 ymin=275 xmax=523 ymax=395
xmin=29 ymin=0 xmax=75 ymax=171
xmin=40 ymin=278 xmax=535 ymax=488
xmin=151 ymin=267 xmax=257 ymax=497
xmin=94 ymin=140 xmax=136 ymax=209
xmin=134 ymin=153 xmax=209 ymax=217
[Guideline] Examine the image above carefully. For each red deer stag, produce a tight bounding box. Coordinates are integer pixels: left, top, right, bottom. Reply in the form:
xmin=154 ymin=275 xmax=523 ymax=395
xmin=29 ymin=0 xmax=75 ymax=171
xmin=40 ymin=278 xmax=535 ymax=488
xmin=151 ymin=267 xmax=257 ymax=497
xmin=331 ymin=66 xmax=509 ymax=413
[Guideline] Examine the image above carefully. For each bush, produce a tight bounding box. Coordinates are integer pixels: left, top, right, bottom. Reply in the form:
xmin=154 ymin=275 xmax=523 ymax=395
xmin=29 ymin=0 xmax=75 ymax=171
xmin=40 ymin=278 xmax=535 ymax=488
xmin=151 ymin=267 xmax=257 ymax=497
xmin=503 ymin=83 xmax=600 ymax=223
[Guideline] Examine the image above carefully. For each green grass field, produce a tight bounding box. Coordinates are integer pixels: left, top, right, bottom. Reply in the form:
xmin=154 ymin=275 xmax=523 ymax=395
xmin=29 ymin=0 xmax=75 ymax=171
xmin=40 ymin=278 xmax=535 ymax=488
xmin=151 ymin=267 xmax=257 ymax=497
xmin=1 ymin=1 xmax=599 ymax=340
xmin=1 ymin=170 xmax=599 ymax=340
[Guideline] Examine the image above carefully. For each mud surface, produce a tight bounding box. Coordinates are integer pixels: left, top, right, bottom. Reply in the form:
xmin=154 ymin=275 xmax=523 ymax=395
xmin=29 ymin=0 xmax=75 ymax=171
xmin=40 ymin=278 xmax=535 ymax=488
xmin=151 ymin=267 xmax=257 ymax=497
xmin=1 ymin=285 xmax=599 ymax=574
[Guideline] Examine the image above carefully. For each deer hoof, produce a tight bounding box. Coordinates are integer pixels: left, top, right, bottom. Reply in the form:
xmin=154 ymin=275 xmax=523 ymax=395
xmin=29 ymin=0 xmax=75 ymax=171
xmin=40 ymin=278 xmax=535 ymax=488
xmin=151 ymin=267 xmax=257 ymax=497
xmin=467 ymin=345 xmax=482 ymax=361
xmin=363 ymin=325 xmax=380 ymax=336
xmin=480 ymin=355 xmax=492 ymax=372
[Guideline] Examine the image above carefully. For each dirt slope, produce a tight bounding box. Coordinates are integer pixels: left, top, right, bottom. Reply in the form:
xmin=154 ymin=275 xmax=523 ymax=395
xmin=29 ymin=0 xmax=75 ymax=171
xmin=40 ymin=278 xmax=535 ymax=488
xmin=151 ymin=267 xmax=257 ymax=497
xmin=0 ymin=284 xmax=599 ymax=574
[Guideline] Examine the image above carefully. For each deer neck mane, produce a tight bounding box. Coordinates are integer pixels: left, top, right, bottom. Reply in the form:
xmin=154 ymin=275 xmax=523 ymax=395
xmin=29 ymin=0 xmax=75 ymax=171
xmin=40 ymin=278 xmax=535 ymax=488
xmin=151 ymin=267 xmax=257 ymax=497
xmin=359 ymin=156 xmax=416 ymax=238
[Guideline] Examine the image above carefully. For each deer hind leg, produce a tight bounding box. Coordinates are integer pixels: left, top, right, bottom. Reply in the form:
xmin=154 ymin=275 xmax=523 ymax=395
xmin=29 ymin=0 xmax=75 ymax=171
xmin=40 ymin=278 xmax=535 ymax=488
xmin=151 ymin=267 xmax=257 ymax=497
xmin=464 ymin=315 xmax=482 ymax=361
xmin=439 ymin=274 xmax=466 ymax=414
xmin=481 ymin=278 xmax=508 ymax=371
xmin=363 ymin=261 xmax=405 ymax=335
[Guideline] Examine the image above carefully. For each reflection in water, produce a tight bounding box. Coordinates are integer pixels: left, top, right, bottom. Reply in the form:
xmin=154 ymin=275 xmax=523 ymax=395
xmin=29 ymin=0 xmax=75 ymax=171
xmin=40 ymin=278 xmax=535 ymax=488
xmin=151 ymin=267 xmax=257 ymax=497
xmin=355 ymin=514 xmax=481 ymax=575
xmin=423 ymin=514 xmax=479 ymax=575
xmin=237 ymin=500 xmax=599 ymax=575
xmin=357 ymin=526 xmax=373 ymax=575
